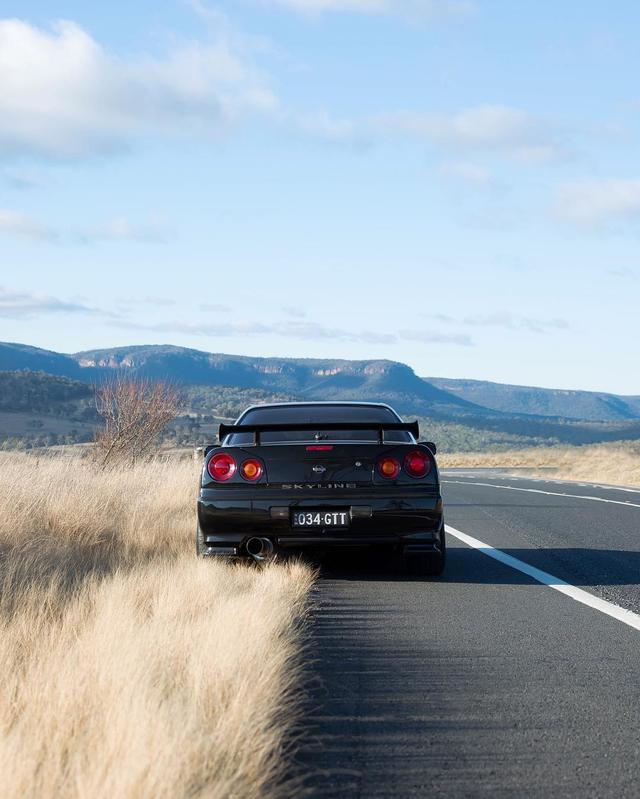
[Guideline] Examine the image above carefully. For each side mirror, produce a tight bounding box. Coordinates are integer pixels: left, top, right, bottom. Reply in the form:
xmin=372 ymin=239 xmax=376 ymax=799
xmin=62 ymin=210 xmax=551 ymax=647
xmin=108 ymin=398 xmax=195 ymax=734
xmin=420 ymin=441 xmax=437 ymax=455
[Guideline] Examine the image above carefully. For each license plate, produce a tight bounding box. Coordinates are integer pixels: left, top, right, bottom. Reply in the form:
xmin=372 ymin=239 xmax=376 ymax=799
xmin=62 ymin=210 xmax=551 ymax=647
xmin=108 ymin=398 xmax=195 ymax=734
xmin=291 ymin=509 xmax=350 ymax=528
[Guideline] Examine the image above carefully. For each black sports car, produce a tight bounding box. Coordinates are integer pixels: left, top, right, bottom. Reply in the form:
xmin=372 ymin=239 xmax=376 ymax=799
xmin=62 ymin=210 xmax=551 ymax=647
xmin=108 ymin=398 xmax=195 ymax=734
xmin=196 ymin=401 xmax=445 ymax=575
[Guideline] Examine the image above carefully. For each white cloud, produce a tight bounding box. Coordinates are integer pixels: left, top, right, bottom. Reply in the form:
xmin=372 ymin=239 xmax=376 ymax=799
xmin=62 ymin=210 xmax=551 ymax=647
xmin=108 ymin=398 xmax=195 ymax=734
xmin=377 ymin=104 xmax=563 ymax=162
xmin=0 ymin=19 xmax=561 ymax=171
xmin=0 ymin=19 xmax=277 ymax=159
xmin=0 ymin=209 xmax=54 ymax=240
xmin=553 ymin=179 xmax=640 ymax=226
xmin=257 ymin=0 xmax=475 ymax=19
xmin=438 ymin=161 xmax=492 ymax=184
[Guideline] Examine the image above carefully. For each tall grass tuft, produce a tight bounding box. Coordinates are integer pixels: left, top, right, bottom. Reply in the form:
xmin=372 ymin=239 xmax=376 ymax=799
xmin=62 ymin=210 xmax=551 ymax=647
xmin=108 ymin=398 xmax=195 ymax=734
xmin=0 ymin=452 xmax=313 ymax=799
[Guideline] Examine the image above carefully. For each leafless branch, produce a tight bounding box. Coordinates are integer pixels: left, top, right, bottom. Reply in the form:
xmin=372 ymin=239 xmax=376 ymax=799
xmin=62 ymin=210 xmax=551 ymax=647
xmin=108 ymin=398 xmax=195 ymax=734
xmin=94 ymin=377 xmax=180 ymax=467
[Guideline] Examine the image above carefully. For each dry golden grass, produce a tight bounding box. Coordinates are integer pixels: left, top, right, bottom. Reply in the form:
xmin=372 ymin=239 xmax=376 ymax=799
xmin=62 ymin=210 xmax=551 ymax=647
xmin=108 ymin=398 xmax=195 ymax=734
xmin=440 ymin=442 xmax=640 ymax=487
xmin=0 ymin=452 xmax=313 ymax=799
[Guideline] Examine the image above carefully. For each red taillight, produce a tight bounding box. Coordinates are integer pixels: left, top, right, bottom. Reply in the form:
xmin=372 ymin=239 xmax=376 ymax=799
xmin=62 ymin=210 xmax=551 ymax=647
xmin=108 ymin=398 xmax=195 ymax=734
xmin=207 ymin=452 xmax=237 ymax=481
xmin=240 ymin=458 xmax=263 ymax=481
xmin=404 ymin=450 xmax=431 ymax=478
xmin=377 ymin=456 xmax=400 ymax=479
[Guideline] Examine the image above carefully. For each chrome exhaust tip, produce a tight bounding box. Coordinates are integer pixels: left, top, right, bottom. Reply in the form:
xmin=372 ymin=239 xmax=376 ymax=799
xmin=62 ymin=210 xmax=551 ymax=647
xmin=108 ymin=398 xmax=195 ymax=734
xmin=245 ymin=537 xmax=275 ymax=561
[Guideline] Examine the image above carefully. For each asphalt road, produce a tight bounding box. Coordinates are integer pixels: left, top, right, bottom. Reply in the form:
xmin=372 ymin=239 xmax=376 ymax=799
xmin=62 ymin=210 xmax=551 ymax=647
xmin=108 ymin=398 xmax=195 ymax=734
xmin=299 ymin=470 xmax=640 ymax=798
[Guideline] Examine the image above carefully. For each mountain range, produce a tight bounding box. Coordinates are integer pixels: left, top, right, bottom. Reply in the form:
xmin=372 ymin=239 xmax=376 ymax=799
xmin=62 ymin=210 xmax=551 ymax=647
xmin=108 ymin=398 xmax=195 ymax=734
xmin=0 ymin=342 xmax=485 ymax=418
xmin=2 ymin=341 xmax=640 ymax=448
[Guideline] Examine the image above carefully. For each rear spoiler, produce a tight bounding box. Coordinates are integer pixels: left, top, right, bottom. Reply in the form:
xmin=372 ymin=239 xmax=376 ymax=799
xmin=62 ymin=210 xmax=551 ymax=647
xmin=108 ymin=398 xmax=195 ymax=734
xmin=218 ymin=420 xmax=420 ymax=446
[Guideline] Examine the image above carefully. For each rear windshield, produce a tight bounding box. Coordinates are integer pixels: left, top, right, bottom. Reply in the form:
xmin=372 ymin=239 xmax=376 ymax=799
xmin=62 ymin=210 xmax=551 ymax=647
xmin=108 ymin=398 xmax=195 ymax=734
xmin=226 ymin=405 xmax=412 ymax=444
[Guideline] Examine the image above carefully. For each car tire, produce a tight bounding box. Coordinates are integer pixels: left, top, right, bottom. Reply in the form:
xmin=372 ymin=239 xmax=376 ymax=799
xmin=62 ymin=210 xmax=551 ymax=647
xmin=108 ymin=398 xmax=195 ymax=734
xmin=404 ymin=527 xmax=446 ymax=577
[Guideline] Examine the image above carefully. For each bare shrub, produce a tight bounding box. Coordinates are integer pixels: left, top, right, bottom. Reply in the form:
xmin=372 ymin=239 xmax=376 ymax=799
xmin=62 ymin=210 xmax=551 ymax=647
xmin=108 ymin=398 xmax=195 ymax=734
xmin=94 ymin=377 xmax=180 ymax=466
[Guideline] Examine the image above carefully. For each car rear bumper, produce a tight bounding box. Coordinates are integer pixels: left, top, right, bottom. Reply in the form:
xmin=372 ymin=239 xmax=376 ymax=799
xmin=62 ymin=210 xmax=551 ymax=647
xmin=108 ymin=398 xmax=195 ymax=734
xmin=197 ymin=488 xmax=444 ymax=555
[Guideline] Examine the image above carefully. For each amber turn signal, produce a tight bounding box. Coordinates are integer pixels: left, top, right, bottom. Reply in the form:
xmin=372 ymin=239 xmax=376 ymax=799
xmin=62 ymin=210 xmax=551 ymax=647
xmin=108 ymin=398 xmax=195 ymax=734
xmin=241 ymin=458 xmax=263 ymax=481
xmin=377 ymin=456 xmax=400 ymax=479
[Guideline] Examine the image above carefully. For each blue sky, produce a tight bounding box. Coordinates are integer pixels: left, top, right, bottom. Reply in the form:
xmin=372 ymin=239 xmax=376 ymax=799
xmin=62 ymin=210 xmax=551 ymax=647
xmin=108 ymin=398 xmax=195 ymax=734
xmin=0 ymin=0 xmax=638 ymax=393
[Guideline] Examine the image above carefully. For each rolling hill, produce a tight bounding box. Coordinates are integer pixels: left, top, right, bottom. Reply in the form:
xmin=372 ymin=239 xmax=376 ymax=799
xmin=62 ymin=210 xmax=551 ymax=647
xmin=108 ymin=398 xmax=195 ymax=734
xmin=426 ymin=377 xmax=640 ymax=422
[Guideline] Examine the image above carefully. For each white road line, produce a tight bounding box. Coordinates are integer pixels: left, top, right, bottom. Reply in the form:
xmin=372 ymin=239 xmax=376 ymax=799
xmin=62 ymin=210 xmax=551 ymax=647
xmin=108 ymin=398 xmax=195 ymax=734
xmin=442 ymin=479 xmax=640 ymax=509
xmin=440 ymin=471 xmax=640 ymax=495
xmin=553 ymin=481 xmax=640 ymax=495
xmin=445 ymin=524 xmax=640 ymax=632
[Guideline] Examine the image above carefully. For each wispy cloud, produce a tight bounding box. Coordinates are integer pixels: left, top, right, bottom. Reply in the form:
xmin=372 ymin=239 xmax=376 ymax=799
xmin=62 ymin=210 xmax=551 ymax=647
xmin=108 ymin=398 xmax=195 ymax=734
xmin=199 ymin=302 xmax=231 ymax=312
xmin=0 ymin=208 xmax=168 ymax=244
xmin=117 ymin=296 xmax=179 ymax=308
xmin=0 ymin=209 xmax=55 ymax=241
xmin=111 ymin=317 xmax=397 ymax=344
xmin=255 ymin=0 xmax=476 ymax=21
xmin=294 ymin=109 xmax=366 ymax=145
xmin=464 ymin=313 xmax=569 ymax=333
xmin=109 ymin=317 xmax=473 ymax=346
xmin=144 ymin=296 xmax=178 ymax=307
xmin=553 ymin=179 xmax=640 ymax=227
xmin=424 ymin=311 xmax=569 ymax=334
xmin=282 ymin=305 xmax=307 ymax=318
xmin=399 ymin=329 xmax=474 ymax=345
xmin=0 ymin=18 xmax=277 ymax=159
xmin=285 ymin=320 xmax=396 ymax=343
xmin=0 ymin=281 xmax=476 ymax=347
xmin=376 ymin=104 xmax=566 ymax=163
xmin=606 ymin=266 xmax=637 ymax=280
xmin=2 ymin=166 xmax=45 ymax=189
xmin=437 ymin=161 xmax=492 ymax=184
xmin=77 ymin=216 xmax=169 ymax=244
xmin=0 ymin=286 xmax=107 ymax=318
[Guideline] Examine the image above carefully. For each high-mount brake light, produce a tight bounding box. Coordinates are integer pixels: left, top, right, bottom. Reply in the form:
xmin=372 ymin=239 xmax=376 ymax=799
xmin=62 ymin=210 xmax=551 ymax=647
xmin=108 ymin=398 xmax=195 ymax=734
xmin=240 ymin=458 xmax=263 ymax=481
xmin=404 ymin=450 xmax=431 ymax=478
xmin=306 ymin=445 xmax=334 ymax=451
xmin=207 ymin=452 xmax=237 ymax=482
xmin=377 ymin=456 xmax=401 ymax=479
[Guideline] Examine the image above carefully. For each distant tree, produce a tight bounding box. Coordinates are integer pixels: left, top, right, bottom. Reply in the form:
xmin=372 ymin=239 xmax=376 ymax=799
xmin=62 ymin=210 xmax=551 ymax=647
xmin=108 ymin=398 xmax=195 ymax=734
xmin=94 ymin=377 xmax=180 ymax=467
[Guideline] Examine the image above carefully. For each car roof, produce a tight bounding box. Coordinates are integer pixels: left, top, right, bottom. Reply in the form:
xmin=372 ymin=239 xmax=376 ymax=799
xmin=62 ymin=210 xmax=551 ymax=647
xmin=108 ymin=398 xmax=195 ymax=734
xmin=239 ymin=401 xmax=399 ymax=414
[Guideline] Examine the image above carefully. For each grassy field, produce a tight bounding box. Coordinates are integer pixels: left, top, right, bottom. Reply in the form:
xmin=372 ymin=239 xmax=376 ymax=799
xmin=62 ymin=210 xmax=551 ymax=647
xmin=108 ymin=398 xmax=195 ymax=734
xmin=0 ymin=452 xmax=313 ymax=799
xmin=440 ymin=442 xmax=640 ymax=487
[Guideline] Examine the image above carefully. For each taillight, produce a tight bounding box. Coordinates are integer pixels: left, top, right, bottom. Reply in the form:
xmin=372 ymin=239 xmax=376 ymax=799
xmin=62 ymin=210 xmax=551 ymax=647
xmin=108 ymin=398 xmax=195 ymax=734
xmin=240 ymin=458 xmax=263 ymax=481
xmin=207 ymin=452 xmax=237 ymax=481
xmin=404 ymin=450 xmax=431 ymax=478
xmin=377 ymin=456 xmax=400 ymax=479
